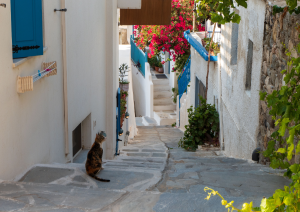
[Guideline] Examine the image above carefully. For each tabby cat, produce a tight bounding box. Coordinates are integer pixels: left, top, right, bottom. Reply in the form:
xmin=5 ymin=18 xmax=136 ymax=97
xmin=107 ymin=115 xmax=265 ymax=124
xmin=85 ymin=131 xmax=110 ymax=182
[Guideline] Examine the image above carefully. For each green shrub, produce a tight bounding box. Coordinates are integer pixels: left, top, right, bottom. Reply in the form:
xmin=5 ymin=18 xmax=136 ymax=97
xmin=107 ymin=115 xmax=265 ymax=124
xmin=178 ymin=97 xmax=219 ymax=151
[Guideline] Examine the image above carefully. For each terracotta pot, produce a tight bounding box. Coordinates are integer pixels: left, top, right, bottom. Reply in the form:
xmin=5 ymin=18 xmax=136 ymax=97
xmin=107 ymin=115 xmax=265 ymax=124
xmin=119 ymin=83 xmax=129 ymax=92
xmin=158 ymin=67 xmax=164 ymax=73
xmin=155 ymin=67 xmax=159 ymax=72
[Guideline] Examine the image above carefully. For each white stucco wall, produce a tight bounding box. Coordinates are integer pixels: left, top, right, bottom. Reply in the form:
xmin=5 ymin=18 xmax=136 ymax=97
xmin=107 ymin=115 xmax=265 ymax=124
xmin=0 ymin=0 xmax=120 ymax=180
xmin=189 ymin=39 xmax=220 ymax=108
xmin=119 ymin=45 xmax=137 ymax=142
xmin=220 ymin=0 xmax=266 ymax=159
xmin=0 ymin=0 xmax=65 ymax=180
xmin=131 ymin=63 xmax=153 ymax=118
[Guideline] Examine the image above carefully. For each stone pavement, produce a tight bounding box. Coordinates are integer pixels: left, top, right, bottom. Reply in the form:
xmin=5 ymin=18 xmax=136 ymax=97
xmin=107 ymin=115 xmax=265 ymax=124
xmin=0 ymin=126 xmax=291 ymax=211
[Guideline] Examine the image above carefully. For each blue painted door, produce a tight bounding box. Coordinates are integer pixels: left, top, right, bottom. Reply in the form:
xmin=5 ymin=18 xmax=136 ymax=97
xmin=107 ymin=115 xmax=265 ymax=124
xmin=11 ymin=0 xmax=43 ymax=58
xmin=116 ymin=88 xmax=121 ymax=155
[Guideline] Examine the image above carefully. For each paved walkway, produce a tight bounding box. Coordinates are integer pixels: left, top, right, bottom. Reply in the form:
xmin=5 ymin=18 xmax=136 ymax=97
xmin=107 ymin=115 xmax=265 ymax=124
xmin=0 ymin=126 xmax=291 ymax=211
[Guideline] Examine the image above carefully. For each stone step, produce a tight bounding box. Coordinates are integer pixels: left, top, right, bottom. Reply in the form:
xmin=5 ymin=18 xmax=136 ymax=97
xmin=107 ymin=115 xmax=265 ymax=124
xmin=154 ymin=97 xmax=174 ymax=105
xmin=154 ymin=90 xmax=172 ymax=98
xmin=154 ymin=111 xmax=177 ymax=126
xmin=154 ymin=104 xmax=176 ymax=111
xmin=153 ymin=85 xmax=170 ymax=92
xmin=152 ymin=79 xmax=169 ymax=85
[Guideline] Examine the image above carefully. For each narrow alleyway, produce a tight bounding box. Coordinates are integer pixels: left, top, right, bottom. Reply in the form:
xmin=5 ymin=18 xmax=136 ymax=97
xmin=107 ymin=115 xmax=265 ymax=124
xmin=0 ymin=126 xmax=291 ymax=211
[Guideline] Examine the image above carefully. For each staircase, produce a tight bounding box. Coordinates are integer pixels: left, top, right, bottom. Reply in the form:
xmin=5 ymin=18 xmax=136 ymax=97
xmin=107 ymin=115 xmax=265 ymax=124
xmin=152 ymin=77 xmax=177 ymax=126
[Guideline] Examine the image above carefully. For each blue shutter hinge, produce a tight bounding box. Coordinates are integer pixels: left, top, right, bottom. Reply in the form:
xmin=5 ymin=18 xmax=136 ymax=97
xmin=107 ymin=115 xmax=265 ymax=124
xmin=0 ymin=3 xmax=6 ymax=8
xmin=13 ymin=45 xmax=40 ymax=54
xmin=54 ymin=8 xmax=67 ymax=12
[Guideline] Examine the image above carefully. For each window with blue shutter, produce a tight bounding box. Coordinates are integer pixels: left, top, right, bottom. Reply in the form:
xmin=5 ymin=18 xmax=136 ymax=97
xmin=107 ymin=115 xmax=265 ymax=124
xmin=11 ymin=0 xmax=43 ymax=59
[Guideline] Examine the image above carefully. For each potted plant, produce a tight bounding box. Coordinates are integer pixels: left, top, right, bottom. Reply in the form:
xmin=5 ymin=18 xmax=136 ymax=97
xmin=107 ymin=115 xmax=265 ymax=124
xmin=202 ymin=38 xmax=220 ymax=56
xmin=119 ymin=63 xmax=130 ymax=92
xmin=154 ymin=55 xmax=162 ymax=72
xmin=120 ymin=90 xmax=128 ymax=128
xmin=158 ymin=62 xmax=164 ymax=73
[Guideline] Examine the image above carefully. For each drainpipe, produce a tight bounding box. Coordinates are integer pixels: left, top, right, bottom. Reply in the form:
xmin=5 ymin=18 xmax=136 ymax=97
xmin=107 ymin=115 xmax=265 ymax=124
xmin=61 ymin=0 xmax=69 ymax=155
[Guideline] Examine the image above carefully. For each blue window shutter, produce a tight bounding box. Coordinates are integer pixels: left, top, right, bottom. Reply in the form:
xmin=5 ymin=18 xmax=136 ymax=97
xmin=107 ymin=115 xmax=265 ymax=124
xmin=11 ymin=0 xmax=43 ymax=59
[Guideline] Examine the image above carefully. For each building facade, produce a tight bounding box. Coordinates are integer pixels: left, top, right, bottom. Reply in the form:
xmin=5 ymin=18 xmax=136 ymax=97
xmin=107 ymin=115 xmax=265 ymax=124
xmin=0 ymin=0 xmax=133 ymax=180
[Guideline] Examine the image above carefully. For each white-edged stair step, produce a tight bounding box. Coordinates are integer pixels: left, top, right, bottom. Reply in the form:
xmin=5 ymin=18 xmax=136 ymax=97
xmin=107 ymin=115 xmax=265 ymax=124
xmin=154 ymin=85 xmax=170 ymax=92
xmin=154 ymin=104 xmax=176 ymax=111
xmin=154 ymin=97 xmax=174 ymax=105
xmin=154 ymin=91 xmax=172 ymax=98
xmin=154 ymin=111 xmax=177 ymax=126
xmin=152 ymin=79 xmax=169 ymax=85
xmin=135 ymin=116 xmax=157 ymax=126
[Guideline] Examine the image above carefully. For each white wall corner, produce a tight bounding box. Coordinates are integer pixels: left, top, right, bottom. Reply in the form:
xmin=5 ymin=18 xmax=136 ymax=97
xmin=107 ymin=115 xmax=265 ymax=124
xmin=117 ymin=0 xmax=141 ymax=9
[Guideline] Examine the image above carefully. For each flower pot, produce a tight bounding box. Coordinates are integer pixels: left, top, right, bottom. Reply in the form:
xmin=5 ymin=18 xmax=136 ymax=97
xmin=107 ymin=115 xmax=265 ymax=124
xmin=196 ymin=32 xmax=206 ymax=39
xmin=119 ymin=83 xmax=129 ymax=92
xmin=158 ymin=67 xmax=164 ymax=73
xmin=155 ymin=67 xmax=159 ymax=72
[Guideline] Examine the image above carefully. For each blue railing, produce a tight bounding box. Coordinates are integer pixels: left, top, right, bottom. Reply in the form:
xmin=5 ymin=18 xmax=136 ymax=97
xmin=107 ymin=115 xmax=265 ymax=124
xmin=178 ymin=55 xmax=191 ymax=109
xmin=130 ymin=35 xmax=148 ymax=77
xmin=183 ymin=30 xmax=218 ymax=62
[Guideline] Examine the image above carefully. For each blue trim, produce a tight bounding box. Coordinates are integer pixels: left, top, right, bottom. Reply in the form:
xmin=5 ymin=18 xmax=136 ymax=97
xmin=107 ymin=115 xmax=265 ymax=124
xmin=184 ymin=30 xmax=218 ymax=62
xmin=130 ymin=35 xmax=147 ymax=77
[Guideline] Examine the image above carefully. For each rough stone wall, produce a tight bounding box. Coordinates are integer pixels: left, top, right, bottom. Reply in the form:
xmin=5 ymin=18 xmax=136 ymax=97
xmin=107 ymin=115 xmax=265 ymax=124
xmin=258 ymin=3 xmax=300 ymax=163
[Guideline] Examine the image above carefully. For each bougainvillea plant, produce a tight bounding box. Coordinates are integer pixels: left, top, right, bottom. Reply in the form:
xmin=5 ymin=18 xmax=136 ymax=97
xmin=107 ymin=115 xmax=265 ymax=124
xmin=134 ymin=0 xmax=201 ymax=73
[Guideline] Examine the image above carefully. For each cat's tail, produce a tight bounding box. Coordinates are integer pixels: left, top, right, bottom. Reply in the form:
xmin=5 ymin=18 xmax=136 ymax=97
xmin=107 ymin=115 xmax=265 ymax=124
xmin=89 ymin=174 xmax=110 ymax=182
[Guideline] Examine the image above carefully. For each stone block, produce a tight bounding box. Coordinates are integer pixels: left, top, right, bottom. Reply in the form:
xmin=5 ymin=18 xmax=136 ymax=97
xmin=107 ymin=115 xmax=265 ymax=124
xmin=263 ymin=61 xmax=267 ymax=74
xmin=261 ymin=101 xmax=267 ymax=113
xmin=260 ymin=125 xmax=266 ymax=137
xmin=275 ymin=76 xmax=279 ymax=90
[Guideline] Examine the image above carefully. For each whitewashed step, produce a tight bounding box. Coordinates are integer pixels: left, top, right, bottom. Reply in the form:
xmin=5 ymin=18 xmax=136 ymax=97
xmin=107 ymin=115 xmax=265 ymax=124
xmin=154 ymin=91 xmax=172 ymax=98
xmin=154 ymin=111 xmax=176 ymax=126
xmin=152 ymin=79 xmax=169 ymax=85
xmin=154 ymin=97 xmax=174 ymax=105
xmin=154 ymin=85 xmax=170 ymax=92
xmin=154 ymin=104 xmax=176 ymax=111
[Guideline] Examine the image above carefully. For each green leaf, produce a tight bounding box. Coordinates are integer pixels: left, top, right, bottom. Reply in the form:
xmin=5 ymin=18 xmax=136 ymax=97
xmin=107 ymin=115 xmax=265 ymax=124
xmin=286 ymin=0 xmax=297 ymax=10
xmin=289 ymin=164 xmax=300 ymax=173
xmin=278 ymin=118 xmax=289 ymax=136
xmin=260 ymin=198 xmax=276 ymax=212
xmin=259 ymin=91 xmax=267 ymax=100
xmin=277 ymin=148 xmax=286 ymax=154
xmin=283 ymin=193 xmax=294 ymax=205
xmin=235 ymin=0 xmax=247 ymax=8
xmin=232 ymin=14 xmax=241 ymax=24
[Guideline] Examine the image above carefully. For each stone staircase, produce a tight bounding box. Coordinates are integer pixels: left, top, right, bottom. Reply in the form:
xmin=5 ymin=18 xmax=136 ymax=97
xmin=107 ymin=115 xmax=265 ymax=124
xmin=152 ymin=78 xmax=177 ymax=126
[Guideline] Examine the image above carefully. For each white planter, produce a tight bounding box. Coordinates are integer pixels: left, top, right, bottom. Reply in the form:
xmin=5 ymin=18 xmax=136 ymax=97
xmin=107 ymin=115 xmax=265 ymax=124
xmin=196 ymin=32 xmax=206 ymax=39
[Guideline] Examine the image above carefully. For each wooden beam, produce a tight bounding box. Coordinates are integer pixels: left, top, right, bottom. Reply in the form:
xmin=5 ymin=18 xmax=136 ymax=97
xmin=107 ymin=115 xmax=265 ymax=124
xmin=120 ymin=0 xmax=171 ymax=25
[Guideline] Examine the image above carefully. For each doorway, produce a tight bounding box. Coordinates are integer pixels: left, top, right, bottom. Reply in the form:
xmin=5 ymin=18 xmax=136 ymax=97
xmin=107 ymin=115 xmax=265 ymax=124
xmin=72 ymin=123 xmax=82 ymax=157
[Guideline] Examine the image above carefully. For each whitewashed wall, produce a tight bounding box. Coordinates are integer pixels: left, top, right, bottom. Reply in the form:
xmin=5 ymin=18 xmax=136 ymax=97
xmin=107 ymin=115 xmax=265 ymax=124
xmin=220 ymin=0 xmax=266 ymax=159
xmin=131 ymin=63 xmax=153 ymax=118
xmin=0 ymin=0 xmax=119 ymax=180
